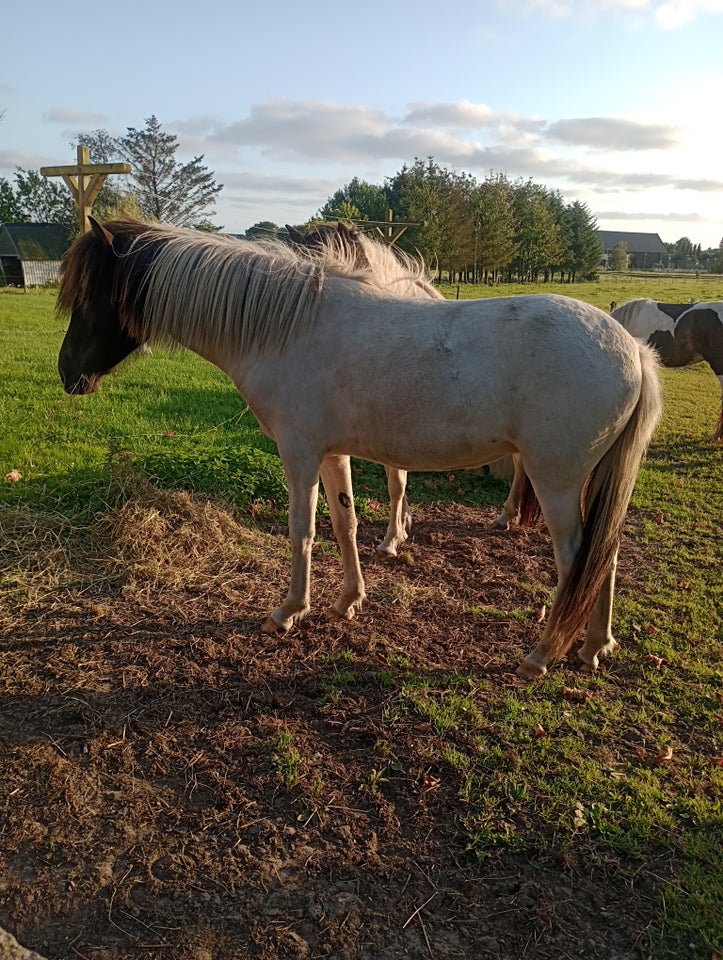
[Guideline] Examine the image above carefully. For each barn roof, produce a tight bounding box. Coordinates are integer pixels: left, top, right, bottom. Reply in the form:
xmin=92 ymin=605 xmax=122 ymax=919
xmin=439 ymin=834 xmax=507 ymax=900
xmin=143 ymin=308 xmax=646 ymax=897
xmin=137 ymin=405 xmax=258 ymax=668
xmin=596 ymin=230 xmax=668 ymax=254
xmin=0 ymin=222 xmax=74 ymax=260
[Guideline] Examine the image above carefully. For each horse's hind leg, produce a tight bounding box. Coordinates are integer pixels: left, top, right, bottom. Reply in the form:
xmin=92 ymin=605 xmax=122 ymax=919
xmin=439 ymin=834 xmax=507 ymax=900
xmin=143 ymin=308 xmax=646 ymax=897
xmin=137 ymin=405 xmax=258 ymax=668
xmin=714 ymin=376 xmax=723 ymax=441
xmin=492 ymin=454 xmax=524 ymax=529
xmin=319 ymin=454 xmax=366 ymax=621
xmin=378 ymin=466 xmax=410 ymax=556
xmin=517 ymin=485 xmax=583 ymax=679
xmin=577 ymin=549 xmax=619 ymax=669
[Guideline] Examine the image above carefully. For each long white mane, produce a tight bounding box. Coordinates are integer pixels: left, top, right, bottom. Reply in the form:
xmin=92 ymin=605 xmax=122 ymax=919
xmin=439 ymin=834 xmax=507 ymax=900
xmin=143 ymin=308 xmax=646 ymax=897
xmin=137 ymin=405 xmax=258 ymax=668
xmin=133 ymin=223 xmax=437 ymax=355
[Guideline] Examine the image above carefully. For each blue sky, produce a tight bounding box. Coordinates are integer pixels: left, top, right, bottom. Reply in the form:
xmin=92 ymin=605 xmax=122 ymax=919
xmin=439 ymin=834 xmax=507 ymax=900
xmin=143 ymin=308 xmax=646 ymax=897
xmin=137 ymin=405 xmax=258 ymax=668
xmin=2 ymin=0 xmax=723 ymax=247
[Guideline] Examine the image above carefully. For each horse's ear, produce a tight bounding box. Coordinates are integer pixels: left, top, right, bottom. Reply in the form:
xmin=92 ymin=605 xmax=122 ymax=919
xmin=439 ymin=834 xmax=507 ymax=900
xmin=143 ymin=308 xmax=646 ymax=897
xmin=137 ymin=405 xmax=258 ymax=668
xmin=89 ymin=217 xmax=114 ymax=247
xmin=285 ymin=225 xmax=305 ymax=243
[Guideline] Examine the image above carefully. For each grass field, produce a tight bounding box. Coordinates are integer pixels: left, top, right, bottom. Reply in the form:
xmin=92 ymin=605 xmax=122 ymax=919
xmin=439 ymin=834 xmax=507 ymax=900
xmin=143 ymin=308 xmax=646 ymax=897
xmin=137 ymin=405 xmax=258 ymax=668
xmin=0 ymin=277 xmax=721 ymax=959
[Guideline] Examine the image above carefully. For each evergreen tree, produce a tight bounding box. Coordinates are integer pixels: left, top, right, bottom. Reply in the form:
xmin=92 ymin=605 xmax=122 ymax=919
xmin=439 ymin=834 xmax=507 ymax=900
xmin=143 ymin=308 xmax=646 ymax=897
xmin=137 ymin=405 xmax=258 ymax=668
xmin=563 ymin=201 xmax=602 ymax=280
xmin=609 ymin=241 xmax=629 ymax=271
xmin=474 ymin=174 xmax=517 ymax=280
xmin=511 ymin=180 xmax=563 ymax=281
xmin=117 ymin=115 xmax=222 ymax=227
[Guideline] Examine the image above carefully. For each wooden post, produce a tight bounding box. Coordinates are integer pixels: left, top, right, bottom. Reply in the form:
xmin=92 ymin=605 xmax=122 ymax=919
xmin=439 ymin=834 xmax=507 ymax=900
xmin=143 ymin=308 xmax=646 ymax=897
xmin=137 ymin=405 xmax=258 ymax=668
xmin=40 ymin=145 xmax=131 ymax=234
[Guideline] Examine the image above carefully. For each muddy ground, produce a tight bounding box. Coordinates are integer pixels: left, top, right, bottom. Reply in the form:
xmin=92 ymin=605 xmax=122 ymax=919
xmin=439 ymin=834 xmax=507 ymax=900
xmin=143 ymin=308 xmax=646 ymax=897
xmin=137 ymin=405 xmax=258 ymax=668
xmin=0 ymin=487 xmax=692 ymax=959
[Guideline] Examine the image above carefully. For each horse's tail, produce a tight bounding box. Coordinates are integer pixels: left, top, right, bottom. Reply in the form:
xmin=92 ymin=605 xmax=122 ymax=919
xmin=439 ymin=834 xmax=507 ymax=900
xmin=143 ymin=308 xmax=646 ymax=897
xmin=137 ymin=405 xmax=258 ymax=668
xmin=518 ymin=471 xmax=542 ymax=527
xmin=543 ymin=341 xmax=662 ymax=663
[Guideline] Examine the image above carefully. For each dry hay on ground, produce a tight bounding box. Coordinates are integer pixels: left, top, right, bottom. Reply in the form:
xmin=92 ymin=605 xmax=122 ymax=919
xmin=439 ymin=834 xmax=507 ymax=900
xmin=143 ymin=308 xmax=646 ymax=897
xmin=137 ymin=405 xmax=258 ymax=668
xmin=0 ymin=484 xmax=678 ymax=959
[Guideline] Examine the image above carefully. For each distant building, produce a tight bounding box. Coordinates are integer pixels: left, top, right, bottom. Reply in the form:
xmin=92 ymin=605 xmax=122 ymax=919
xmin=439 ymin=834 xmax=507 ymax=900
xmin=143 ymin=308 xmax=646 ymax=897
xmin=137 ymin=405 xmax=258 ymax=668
xmin=597 ymin=230 xmax=669 ymax=270
xmin=0 ymin=222 xmax=74 ymax=287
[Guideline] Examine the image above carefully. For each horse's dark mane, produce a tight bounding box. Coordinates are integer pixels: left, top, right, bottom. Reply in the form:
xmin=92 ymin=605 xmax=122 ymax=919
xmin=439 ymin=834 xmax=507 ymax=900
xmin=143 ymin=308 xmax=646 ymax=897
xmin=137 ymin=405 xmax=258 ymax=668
xmin=56 ymin=218 xmax=150 ymax=321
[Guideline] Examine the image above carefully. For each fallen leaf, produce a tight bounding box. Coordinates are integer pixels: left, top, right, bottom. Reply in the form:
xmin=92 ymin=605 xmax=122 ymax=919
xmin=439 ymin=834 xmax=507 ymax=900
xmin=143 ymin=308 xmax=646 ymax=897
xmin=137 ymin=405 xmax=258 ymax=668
xmin=709 ymin=756 xmax=723 ymax=767
xmin=533 ymin=724 xmax=548 ymax=739
xmin=421 ymin=775 xmax=441 ymax=793
xmin=644 ymin=654 xmax=666 ymax=669
xmin=656 ymin=745 xmax=674 ymax=763
xmin=162 ymin=431 xmax=176 ymax=438
xmin=537 ymin=605 xmax=547 ymax=623
xmin=447 ymin=474 xmax=456 ymax=483
xmin=563 ymin=686 xmax=590 ymax=702
xmin=4 ymin=469 xmax=22 ymax=483
xmin=573 ymin=801 xmax=586 ymax=828
xmin=634 ymin=746 xmax=648 ymax=762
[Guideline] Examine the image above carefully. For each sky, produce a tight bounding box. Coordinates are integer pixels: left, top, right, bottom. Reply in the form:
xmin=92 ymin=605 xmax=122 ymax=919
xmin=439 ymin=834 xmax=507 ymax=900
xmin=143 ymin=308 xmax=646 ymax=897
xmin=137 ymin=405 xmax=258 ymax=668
xmin=2 ymin=0 xmax=723 ymax=249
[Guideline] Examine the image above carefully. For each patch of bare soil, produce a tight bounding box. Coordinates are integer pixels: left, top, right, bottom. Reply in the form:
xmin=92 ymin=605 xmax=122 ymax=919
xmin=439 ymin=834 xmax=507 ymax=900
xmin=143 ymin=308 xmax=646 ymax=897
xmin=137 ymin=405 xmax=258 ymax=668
xmin=0 ymin=489 xmax=676 ymax=959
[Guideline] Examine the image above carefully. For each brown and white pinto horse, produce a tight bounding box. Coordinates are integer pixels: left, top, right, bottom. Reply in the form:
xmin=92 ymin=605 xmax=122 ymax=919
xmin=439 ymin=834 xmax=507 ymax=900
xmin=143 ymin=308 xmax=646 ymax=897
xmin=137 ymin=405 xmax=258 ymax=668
xmin=612 ymin=298 xmax=723 ymax=441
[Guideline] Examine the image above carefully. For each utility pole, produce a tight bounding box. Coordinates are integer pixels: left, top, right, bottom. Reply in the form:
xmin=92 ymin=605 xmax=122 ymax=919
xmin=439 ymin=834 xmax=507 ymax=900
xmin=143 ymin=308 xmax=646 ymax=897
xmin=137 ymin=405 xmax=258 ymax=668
xmin=41 ymin=145 xmax=131 ymax=234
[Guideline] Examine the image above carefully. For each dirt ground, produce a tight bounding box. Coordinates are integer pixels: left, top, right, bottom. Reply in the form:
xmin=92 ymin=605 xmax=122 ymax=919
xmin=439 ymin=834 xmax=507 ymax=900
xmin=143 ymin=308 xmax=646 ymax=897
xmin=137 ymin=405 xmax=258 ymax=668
xmin=0 ymin=486 xmax=687 ymax=959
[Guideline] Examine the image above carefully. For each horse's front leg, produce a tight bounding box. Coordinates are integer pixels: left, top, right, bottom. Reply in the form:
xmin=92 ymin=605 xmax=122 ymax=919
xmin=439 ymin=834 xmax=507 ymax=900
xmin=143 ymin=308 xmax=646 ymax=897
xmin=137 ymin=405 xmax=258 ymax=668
xmin=319 ymin=454 xmax=366 ymax=620
xmin=262 ymin=452 xmax=320 ymax=634
xmin=577 ymin=549 xmax=619 ymax=670
xmin=377 ymin=466 xmax=410 ymax=557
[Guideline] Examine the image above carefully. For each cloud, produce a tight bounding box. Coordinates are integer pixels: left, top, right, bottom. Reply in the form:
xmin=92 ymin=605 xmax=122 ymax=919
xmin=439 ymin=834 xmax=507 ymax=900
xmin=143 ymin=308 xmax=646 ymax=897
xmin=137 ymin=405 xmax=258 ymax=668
xmin=402 ymin=101 xmax=495 ymax=130
xmin=545 ymin=117 xmax=679 ymax=150
xmin=595 ymin=208 xmax=706 ymax=222
xmin=495 ymin=0 xmax=723 ymax=27
xmin=42 ymin=108 xmax=108 ymax=126
xmin=0 ymin=147 xmax=50 ymax=172
xmin=220 ymin=169 xmax=338 ymax=199
xmin=211 ymin=100 xmax=388 ymax=154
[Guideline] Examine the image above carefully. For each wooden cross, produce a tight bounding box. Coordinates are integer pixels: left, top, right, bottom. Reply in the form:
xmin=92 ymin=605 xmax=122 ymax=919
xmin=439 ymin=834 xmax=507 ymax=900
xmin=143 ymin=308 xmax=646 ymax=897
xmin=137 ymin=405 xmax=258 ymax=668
xmin=353 ymin=209 xmax=424 ymax=246
xmin=40 ymin=145 xmax=131 ymax=234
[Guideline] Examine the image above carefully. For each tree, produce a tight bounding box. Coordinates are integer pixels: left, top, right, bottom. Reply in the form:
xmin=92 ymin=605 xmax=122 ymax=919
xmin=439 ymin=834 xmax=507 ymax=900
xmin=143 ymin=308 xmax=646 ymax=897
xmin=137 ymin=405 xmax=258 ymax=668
xmin=387 ymin=158 xmax=461 ymax=271
xmin=116 ymin=115 xmax=222 ymax=227
xmin=245 ymin=221 xmax=281 ymax=240
xmin=511 ymin=180 xmax=563 ymax=281
xmin=473 ymin=175 xmax=517 ymax=281
xmin=70 ymin=129 xmax=140 ymax=221
xmin=0 ymin=178 xmax=23 ymax=223
xmin=563 ymin=201 xmax=602 ymax=281
xmin=12 ymin=169 xmax=76 ymax=227
xmin=317 ymin=177 xmax=389 ymax=222
xmin=609 ymin=241 xmax=629 ymax=271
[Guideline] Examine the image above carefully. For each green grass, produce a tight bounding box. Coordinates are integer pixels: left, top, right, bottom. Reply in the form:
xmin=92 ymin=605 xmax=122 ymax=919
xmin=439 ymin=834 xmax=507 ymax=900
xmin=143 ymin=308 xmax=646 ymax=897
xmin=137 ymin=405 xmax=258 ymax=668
xmin=1 ymin=279 xmax=721 ymax=958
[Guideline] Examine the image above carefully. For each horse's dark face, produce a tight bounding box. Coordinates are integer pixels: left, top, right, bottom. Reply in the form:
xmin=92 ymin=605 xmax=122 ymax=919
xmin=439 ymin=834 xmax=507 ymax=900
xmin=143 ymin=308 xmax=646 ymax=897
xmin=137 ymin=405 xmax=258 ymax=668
xmin=58 ymin=221 xmax=142 ymax=394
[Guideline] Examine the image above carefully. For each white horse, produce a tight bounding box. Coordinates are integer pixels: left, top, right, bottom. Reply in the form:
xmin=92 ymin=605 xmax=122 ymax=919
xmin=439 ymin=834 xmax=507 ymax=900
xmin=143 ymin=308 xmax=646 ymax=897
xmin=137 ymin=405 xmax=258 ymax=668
xmin=57 ymin=219 xmax=662 ymax=679
xmin=288 ymin=221 xmax=532 ymax=549
xmin=612 ymin=298 xmax=723 ymax=441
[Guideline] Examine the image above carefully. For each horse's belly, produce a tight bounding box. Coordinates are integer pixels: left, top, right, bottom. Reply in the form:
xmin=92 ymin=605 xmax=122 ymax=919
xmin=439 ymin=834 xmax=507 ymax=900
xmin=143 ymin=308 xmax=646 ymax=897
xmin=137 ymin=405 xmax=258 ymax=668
xmin=337 ymin=437 xmax=518 ymax=472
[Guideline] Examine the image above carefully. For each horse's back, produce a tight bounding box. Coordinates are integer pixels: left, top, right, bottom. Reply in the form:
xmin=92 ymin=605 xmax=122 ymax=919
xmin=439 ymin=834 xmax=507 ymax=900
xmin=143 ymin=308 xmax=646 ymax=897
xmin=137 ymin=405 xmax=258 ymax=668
xmin=303 ymin=290 xmax=646 ymax=475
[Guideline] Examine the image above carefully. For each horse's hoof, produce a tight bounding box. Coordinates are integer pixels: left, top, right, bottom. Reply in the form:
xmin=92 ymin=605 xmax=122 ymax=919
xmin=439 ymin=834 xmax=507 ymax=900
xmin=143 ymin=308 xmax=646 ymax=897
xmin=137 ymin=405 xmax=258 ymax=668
xmin=325 ymin=600 xmax=362 ymax=623
xmin=376 ymin=544 xmax=398 ymax=559
xmin=261 ymin=615 xmax=287 ymax=635
xmin=491 ymin=516 xmax=510 ymax=531
xmin=577 ymin=638 xmax=618 ymax=670
xmin=516 ymin=659 xmax=547 ymax=681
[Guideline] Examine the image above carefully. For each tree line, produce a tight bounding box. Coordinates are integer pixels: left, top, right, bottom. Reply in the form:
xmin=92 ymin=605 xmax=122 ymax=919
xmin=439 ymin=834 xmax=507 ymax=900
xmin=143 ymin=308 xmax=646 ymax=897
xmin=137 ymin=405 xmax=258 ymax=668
xmin=2 ymin=115 xmax=722 ymax=278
